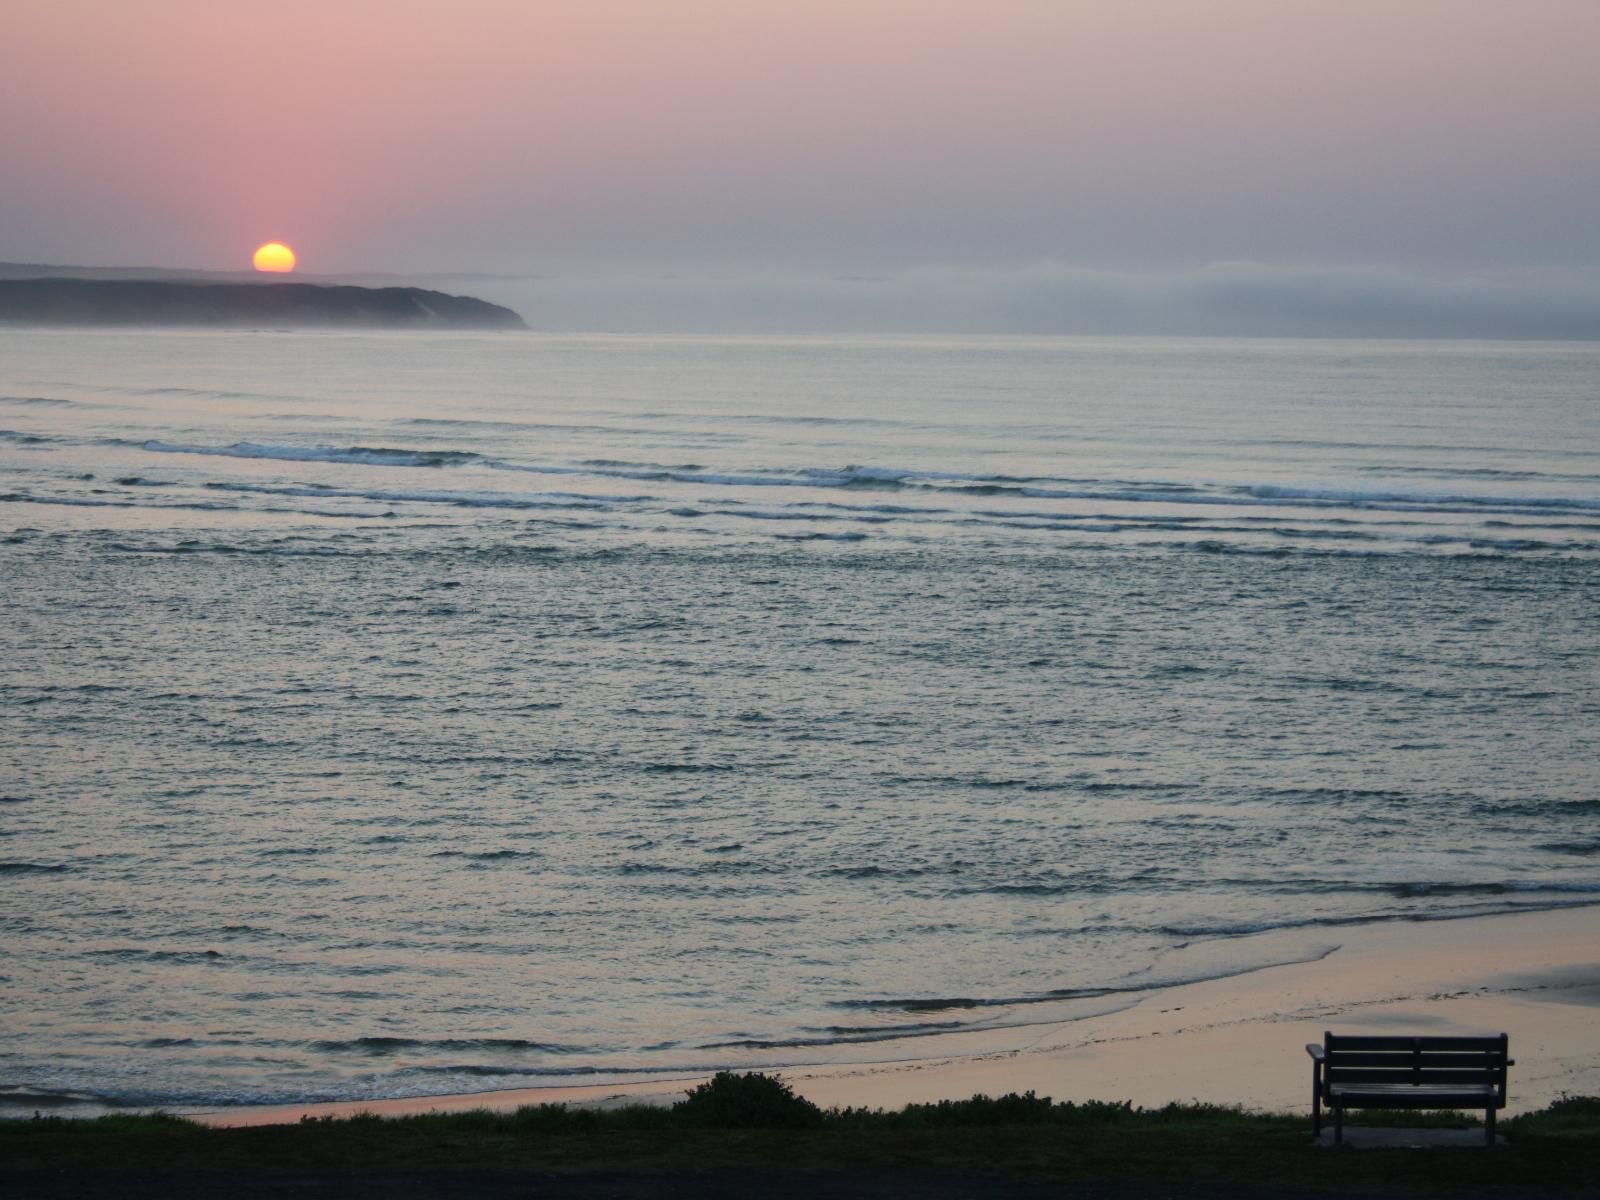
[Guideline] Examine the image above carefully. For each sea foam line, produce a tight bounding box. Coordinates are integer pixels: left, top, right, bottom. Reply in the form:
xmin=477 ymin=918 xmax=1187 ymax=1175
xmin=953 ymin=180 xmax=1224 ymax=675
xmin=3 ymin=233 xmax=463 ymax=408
xmin=199 ymin=480 xmax=627 ymax=511
xmin=134 ymin=440 xmax=1600 ymax=519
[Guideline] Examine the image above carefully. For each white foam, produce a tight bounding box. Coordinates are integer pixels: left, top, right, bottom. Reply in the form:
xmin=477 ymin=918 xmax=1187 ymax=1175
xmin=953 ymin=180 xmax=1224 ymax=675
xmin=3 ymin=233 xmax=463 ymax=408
xmin=144 ymin=441 xmax=478 ymax=468
xmin=1250 ymin=483 xmax=1600 ymax=512
xmin=203 ymin=480 xmax=620 ymax=511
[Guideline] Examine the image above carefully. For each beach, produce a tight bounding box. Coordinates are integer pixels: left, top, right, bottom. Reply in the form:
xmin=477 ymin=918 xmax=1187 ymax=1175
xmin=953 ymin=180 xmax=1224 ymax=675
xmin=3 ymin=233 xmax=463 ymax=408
xmin=195 ymin=904 xmax=1599 ymax=1127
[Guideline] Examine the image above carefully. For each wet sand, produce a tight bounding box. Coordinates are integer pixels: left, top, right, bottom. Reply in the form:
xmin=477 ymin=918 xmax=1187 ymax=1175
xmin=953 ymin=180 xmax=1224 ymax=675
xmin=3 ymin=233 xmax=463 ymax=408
xmin=195 ymin=904 xmax=1599 ymax=1128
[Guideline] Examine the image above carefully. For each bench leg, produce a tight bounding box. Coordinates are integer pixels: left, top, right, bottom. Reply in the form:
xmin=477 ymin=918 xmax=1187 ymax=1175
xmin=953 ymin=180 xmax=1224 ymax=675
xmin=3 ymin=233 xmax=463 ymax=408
xmin=1312 ymin=1087 xmax=1321 ymax=1136
xmin=1485 ymin=1106 xmax=1495 ymax=1147
xmin=1334 ymin=1105 xmax=1343 ymax=1146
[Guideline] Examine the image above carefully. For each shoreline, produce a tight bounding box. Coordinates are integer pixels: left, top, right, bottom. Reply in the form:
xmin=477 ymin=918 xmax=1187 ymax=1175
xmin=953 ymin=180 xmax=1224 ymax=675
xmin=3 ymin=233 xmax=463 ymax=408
xmin=192 ymin=903 xmax=1599 ymax=1128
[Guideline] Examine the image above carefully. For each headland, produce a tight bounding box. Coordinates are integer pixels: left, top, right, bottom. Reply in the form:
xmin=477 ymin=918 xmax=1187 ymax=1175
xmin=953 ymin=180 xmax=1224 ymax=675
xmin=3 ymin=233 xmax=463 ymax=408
xmin=0 ymin=272 xmax=526 ymax=330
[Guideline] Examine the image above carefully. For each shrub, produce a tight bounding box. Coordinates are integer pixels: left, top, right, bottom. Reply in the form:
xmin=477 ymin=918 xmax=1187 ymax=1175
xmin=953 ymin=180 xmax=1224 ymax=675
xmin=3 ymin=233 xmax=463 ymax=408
xmin=672 ymin=1071 xmax=824 ymax=1129
xmin=890 ymin=1091 xmax=1066 ymax=1126
xmin=1507 ymin=1095 xmax=1600 ymax=1142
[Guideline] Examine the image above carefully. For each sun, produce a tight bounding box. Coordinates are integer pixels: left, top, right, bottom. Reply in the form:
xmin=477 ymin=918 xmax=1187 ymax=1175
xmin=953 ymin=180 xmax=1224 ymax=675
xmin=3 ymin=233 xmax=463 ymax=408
xmin=252 ymin=242 xmax=297 ymax=273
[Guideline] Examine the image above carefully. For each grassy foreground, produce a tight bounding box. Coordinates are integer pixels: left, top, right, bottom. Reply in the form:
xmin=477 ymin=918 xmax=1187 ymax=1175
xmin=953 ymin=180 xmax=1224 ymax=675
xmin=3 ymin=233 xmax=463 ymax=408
xmin=4 ymin=1076 xmax=1598 ymax=1197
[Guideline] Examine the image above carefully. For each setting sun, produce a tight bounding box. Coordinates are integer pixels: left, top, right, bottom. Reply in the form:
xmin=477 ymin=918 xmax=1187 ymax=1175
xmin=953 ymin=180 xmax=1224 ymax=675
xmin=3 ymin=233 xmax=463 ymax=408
xmin=251 ymin=242 xmax=296 ymax=273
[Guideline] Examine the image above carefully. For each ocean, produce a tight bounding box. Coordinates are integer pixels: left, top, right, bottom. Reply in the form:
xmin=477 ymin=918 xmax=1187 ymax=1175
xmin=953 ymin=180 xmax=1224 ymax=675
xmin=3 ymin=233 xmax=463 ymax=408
xmin=2 ymin=329 xmax=1598 ymax=1115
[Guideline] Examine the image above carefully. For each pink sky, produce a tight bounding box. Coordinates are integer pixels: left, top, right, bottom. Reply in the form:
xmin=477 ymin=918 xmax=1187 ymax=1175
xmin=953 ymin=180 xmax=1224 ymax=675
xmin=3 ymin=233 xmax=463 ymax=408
xmin=3 ymin=1 xmax=1598 ymax=282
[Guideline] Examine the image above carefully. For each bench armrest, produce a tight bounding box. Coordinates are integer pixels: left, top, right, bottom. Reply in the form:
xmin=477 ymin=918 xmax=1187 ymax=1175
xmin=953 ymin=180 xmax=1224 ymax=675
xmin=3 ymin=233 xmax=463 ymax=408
xmin=1305 ymin=1044 xmax=1325 ymax=1060
xmin=1505 ymin=1059 xmax=1515 ymax=1067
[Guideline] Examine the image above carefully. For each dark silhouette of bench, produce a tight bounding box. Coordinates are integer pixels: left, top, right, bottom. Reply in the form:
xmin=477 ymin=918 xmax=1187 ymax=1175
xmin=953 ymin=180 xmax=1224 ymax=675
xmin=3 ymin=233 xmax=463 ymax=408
xmin=1307 ymin=1032 xmax=1512 ymax=1145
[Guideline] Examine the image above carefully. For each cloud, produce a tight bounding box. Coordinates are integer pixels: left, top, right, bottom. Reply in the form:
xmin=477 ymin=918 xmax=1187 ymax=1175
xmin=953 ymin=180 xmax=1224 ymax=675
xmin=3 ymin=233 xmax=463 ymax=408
xmin=468 ymin=262 xmax=1600 ymax=339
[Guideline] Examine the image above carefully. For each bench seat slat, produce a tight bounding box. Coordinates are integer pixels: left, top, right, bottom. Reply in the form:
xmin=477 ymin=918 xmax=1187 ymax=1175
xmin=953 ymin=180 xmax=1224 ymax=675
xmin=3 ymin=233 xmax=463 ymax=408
xmin=1329 ymin=1083 xmax=1497 ymax=1107
xmin=1326 ymin=1035 xmax=1505 ymax=1052
xmin=1324 ymin=1052 xmax=1506 ymax=1069
xmin=1329 ymin=1067 xmax=1499 ymax=1086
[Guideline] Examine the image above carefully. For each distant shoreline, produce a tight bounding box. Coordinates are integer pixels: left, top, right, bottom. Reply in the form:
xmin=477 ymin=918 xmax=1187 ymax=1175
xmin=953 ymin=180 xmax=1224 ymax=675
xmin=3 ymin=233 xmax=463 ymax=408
xmin=0 ymin=277 xmax=526 ymax=330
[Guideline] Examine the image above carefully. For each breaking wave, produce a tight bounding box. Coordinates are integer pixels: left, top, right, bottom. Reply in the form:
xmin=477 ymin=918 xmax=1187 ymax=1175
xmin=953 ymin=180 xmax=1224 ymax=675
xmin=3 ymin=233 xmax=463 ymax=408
xmin=124 ymin=439 xmax=1600 ymax=527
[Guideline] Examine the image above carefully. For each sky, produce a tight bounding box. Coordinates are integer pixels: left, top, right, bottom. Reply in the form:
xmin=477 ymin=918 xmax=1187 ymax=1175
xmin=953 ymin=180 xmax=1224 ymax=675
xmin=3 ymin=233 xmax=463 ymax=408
xmin=4 ymin=0 xmax=1599 ymax=334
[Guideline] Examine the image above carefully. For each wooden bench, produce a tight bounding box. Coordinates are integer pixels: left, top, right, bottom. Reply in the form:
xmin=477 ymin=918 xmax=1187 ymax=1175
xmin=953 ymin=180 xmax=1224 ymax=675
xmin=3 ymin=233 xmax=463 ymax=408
xmin=1306 ymin=1032 xmax=1512 ymax=1145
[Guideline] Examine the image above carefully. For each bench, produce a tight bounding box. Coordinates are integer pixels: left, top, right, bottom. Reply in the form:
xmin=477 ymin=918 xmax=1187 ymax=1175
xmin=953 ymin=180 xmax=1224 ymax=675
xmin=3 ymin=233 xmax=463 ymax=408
xmin=1306 ymin=1032 xmax=1512 ymax=1145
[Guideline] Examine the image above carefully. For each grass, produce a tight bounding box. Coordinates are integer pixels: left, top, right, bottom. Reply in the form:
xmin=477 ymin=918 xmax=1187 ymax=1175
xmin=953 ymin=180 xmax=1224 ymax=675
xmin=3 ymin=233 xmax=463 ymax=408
xmin=3 ymin=1076 xmax=1598 ymax=1196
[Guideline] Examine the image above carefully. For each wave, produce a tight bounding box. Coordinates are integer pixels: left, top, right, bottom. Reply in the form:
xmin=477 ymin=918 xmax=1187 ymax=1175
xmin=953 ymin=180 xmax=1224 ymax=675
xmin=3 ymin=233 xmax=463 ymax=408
xmin=0 ymin=1088 xmax=120 ymax=1110
xmin=1248 ymin=483 xmax=1600 ymax=514
xmin=1196 ymin=877 xmax=1600 ymax=899
xmin=0 ymin=492 xmax=235 ymax=513
xmin=200 ymin=480 xmax=625 ymax=512
xmin=80 ymin=948 xmax=228 ymax=964
xmin=0 ymin=1063 xmax=763 ymax=1111
xmin=1243 ymin=436 xmax=1600 ymax=460
xmin=493 ymin=459 xmax=935 ymax=491
xmin=1359 ymin=464 xmax=1600 ymax=485
xmin=401 ymin=417 xmax=668 ymax=436
xmin=709 ymin=507 xmax=849 ymax=522
xmin=129 ymin=385 xmax=299 ymax=403
xmin=1386 ymin=880 xmax=1600 ymax=897
xmin=811 ymin=500 xmax=954 ymax=516
xmin=1476 ymin=797 xmax=1600 ymax=817
xmin=125 ymin=439 xmax=1600 ymax=523
xmin=145 ymin=441 xmax=483 ymax=468
xmin=1155 ymin=895 xmax=1600 ymax=938
xmin=307 ymin=1036 xmax=584 ymax=1056
xmin=697 ymin=1013 xmax=1041 ymax=1050
xmin=106 ymin=540 xmax=377 ymax=556
xmin=718 ymin=413 xmax=911 ymax=428
xmin=833 ymin=943 xmax=1341 ymax=1016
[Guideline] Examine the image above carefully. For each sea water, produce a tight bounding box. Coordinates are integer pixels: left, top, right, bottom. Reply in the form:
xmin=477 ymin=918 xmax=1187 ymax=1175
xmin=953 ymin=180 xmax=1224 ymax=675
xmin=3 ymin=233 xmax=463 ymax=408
xmin=2 ymin=330 xmax=1598 ymax=1113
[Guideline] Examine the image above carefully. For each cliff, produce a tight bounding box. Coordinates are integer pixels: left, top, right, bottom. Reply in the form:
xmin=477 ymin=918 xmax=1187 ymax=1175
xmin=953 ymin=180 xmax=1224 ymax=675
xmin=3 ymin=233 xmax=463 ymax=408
xmin=0 ymin=278 xmax=527 ymax=330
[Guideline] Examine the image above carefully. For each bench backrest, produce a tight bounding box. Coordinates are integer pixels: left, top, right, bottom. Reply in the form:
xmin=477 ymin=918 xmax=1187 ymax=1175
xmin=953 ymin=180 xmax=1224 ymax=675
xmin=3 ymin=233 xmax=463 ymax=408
xmin=1322 ymin=1033 xmax=1509 ymax=1101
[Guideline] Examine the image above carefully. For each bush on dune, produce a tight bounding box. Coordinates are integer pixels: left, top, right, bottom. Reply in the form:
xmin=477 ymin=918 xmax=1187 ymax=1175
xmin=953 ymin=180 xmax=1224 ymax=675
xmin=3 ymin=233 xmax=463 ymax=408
xmin=831 ymin=1092 xmax=1278 ymax=1130
xmin=672 ymin=1074 xmax=1275 ymax=1132
xmin=834 ymin=1092 xmax=1124 ymax=1128
xmin=1507 ymin=1094 xmax=1600 ymax=1141
xmin=672 ymin=1071 xmax=824 ymax=1129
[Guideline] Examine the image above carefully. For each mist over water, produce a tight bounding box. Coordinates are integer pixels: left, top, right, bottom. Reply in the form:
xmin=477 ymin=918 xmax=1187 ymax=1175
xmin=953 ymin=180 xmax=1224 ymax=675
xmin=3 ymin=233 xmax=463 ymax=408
xmin=2 ymin=330 xmax=1598 ymax=1113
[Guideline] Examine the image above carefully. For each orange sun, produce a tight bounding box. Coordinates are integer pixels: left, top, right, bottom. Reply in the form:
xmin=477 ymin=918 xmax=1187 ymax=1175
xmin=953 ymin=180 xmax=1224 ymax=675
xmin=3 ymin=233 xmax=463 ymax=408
xmin=252 ymin=242 xmax=297 ymax=273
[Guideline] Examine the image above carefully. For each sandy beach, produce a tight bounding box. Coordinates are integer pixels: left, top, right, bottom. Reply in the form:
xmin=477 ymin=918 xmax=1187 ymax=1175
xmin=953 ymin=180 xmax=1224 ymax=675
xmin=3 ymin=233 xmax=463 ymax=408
xmin=196 ymin=904 xmax=1599 ymax=1129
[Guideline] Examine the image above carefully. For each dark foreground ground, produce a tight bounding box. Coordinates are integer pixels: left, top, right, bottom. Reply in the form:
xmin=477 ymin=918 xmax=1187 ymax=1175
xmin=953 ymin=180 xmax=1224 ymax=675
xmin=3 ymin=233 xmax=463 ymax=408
xmin=4 ymin=1089 xmax=1597 ymax=1199
xmin=0 ymin=1167 xmax=1469 ymax=1200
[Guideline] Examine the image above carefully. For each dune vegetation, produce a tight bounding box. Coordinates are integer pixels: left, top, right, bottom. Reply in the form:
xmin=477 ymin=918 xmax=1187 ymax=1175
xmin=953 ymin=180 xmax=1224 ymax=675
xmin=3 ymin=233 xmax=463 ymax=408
xmin=4 ymin=1076 xmax=1598 ymax=1196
